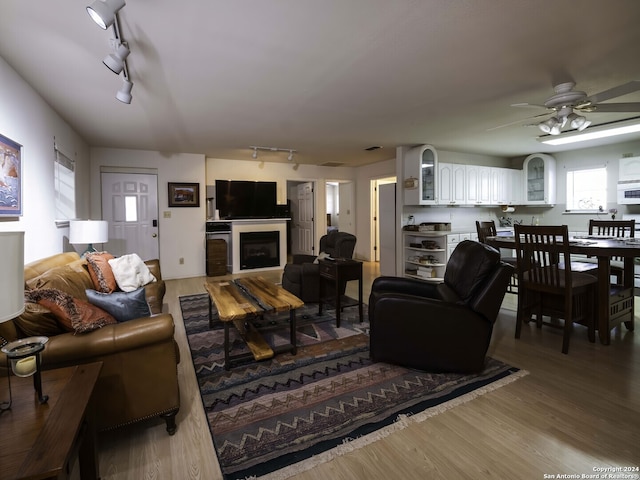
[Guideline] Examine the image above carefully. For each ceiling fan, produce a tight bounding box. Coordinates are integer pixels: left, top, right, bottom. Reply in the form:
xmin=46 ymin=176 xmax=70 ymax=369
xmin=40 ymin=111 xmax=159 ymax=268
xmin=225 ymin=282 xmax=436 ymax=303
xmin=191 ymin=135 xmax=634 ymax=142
xmin=492 ymin=80 xmax=640 ymax=134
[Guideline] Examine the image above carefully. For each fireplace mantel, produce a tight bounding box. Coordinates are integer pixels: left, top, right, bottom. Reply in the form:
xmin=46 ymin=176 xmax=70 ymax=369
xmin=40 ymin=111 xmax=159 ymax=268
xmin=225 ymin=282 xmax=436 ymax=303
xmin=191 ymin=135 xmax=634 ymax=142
xmin=230 ymin=219 xmax=288 ymax=274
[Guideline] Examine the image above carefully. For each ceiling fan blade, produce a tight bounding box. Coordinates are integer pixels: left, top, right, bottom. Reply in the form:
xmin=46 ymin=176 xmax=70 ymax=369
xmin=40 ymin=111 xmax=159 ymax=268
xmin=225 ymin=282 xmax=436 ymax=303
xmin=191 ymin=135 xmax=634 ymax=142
xmin=487 ymin=112 xmax=550 ymax=131
xmin=584 ymin=80 xmax=640 ymax=104
xmin=510 ymin=102 xmax=548 ymax=109
xmin=581 ymin=102 xmax=640 ymax=113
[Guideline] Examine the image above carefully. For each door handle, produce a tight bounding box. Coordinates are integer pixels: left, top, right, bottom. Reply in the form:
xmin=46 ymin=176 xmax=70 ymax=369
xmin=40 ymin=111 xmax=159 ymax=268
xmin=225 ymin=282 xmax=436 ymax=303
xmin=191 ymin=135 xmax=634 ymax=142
xmin=152 ymin=233 xmax=158 ymax=238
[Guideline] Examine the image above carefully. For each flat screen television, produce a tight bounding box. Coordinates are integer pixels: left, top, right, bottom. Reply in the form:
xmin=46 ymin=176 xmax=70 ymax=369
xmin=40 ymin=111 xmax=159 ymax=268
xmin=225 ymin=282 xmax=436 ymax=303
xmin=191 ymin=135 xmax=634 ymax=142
xmin=215 ymin=180 xmax=277 ymax=219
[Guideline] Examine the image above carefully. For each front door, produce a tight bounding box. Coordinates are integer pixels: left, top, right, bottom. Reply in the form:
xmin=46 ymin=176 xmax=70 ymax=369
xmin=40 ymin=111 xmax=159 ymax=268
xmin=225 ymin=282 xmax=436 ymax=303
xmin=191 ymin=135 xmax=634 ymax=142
xmin=101 ymin=172 xmax=159 ymax=260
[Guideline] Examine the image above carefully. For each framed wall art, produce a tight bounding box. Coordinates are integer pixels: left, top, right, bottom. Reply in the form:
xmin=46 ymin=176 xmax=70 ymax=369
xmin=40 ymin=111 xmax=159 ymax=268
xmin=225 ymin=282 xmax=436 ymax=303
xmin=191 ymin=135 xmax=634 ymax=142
xmin=0 ymin=133 xmax=22 ymax=216
xmin=168 ymin=182 xmax=200 ymax=207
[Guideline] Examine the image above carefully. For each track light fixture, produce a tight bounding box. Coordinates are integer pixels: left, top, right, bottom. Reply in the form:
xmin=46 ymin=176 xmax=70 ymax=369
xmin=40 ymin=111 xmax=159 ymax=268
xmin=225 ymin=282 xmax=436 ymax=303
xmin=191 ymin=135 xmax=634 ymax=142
xmin=87 ymin=0 xmax=126 ymax=29
xmin=103 ymin=42 xmax=129 ymax=74
xmin=116 ymin=79 xmax=133 ymax=104
xmin=249 ymin=146 xmax=298 ymax=161
xmin=86 ymin=0 xmax=133 ymax=104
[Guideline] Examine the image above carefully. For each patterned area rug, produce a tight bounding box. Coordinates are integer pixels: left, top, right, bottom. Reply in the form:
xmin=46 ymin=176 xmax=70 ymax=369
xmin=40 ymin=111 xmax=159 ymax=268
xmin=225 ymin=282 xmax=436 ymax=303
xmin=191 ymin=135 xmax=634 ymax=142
xmin=180 ymin=293 xmax=526 ymax=480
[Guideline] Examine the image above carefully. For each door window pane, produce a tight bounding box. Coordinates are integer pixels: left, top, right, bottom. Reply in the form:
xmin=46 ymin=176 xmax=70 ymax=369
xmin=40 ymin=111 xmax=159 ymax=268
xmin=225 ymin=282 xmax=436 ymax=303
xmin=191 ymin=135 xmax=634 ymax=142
xmin=125 ymin=195 xmax=137 ymax=221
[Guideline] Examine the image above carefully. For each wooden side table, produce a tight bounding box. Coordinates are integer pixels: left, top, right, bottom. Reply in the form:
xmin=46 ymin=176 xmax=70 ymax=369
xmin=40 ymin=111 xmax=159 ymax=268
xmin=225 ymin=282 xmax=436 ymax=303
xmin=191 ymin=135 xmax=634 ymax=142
xmin=0 ymin=362 xmax=102 ymax=480
xmin=318 ymin=258 xmax=363 ymax=327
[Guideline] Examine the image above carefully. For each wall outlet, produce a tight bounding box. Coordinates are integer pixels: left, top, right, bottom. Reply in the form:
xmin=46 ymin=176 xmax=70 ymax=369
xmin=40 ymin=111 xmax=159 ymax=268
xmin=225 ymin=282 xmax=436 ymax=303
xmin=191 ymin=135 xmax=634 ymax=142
xmin=179 ymin=257 xmax=184 ymax=265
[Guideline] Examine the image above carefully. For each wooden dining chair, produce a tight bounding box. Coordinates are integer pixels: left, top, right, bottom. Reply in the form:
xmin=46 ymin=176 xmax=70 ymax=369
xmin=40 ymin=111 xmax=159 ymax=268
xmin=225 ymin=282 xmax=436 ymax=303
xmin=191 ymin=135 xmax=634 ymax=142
xmin=476 ymin=220 xmax=518 ymax=293
xmin=588 ymin=219 xmax=635 ymax=285
xmin=514 ymin=224 xmax=597 ymax=354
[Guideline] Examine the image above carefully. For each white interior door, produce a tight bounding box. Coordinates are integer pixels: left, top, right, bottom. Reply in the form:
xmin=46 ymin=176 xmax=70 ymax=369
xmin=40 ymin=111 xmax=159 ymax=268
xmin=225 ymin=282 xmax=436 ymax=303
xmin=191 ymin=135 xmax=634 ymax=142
xmin=101 ymin=172 xmax=159 ymax=260
xmin=338 ymin=182 xmax=354 ymax=234
xmin=293 ymin=182 xmax=314 ymax=256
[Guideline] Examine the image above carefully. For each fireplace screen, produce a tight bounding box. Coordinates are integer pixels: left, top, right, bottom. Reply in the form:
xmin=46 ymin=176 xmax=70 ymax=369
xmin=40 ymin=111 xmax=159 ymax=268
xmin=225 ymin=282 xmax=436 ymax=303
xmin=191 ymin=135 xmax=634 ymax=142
xmin=239 ymin=231 xmax=280 ymax=270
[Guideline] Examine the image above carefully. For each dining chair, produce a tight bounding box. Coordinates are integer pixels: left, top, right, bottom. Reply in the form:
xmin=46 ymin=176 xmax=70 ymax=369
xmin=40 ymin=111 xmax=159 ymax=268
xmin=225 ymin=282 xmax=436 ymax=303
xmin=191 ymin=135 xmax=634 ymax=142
xmin=513 ymin=224 xmax=597 ymax=354
xmin=476 ymin=220 xmax=518 ymax=293
xmin=587 ymin=219 xmax=635 ymax=285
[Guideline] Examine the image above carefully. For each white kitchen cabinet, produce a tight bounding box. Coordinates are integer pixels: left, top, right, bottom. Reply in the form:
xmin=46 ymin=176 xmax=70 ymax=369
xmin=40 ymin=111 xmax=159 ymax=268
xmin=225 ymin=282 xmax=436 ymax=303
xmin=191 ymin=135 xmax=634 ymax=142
xmin=523 ymin=153 xmax=556 ymax=205
xmin=490 ymin=167 xmax=510 ymax=205
xmin=466 ymin=165 xmax=491 ymax=205
xmin=404 ymin=145 xmax=438 ymax=205
xmin=438 ymin=163 xmax=466 ymax=205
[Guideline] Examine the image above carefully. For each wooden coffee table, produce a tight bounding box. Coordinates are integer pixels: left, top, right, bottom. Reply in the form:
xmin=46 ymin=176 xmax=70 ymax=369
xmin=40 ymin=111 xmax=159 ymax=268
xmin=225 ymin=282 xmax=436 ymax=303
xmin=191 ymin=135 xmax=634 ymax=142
xmin=0 ymin=362 xmax=102 ymax=480
xmin=204 ymin=276 xmax=304 ymax=370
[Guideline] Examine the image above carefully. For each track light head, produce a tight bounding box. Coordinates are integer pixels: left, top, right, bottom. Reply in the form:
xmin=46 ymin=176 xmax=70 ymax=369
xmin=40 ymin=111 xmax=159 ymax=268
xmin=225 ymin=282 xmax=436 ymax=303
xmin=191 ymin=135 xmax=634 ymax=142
xmin=252 ymin=148 xmax=258 ymax=159
xmin=288 ymin=150 xmax=294 ymax=161
xmin=87 ymin=0 xmax=126 ymax=29
xmin=116 ymin=79 xmax=133 ymax=104
xmin=103 ymin=43 xmax=130 ymax=74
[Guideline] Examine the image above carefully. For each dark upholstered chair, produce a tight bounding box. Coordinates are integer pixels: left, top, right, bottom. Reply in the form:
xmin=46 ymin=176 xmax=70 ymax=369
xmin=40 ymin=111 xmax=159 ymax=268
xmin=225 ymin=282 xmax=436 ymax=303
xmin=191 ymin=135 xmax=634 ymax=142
xmin=369 ymin=240 xmax=513 ymax=373
xmin=281 ymin=231 xmax=356 ymax=302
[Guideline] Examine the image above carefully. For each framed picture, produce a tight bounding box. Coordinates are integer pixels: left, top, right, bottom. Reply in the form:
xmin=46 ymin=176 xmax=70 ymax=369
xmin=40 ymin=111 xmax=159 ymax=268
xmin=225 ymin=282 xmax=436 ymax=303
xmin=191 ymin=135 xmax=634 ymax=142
xmin=168 ymin=182 xmax=200 ymax=207
xmin=0 ymin=133 xmax=22 ymax=216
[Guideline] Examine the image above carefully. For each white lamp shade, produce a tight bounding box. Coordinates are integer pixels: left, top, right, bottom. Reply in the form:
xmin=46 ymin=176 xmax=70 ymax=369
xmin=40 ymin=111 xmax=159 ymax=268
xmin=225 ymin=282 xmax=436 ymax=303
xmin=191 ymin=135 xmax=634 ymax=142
xmin=103 ymin=43 xmax=130 ymax=74
xmin=86 ymin=0 xmax=126 ymax=29
xmin=0 ymin=231 xmax=25 ymax=322
xmin=116 ymin=80 xmax=133 ymax=104
xmin=69 ymin=220 xmax=109 ymax=245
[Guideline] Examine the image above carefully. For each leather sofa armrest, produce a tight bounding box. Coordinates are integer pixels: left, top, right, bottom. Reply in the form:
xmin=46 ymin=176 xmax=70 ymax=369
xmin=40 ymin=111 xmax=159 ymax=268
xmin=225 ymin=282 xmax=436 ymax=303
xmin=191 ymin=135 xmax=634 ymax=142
xmin=41 ymin=314 xmax=176 ymax=367
xmin=145 ymin=259 xmax=162 ymax=281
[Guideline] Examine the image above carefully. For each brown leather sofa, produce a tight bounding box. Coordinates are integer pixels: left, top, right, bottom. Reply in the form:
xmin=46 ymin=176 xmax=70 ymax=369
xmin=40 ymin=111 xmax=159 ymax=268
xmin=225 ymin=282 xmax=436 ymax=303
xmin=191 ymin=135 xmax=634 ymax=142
xmin=282 ymin=231 xmax=357 ymax=302
xmin=0 ymin=252 xmax=181 ymax=434
xmin=369 ymin=240 xmax=513 ymax=373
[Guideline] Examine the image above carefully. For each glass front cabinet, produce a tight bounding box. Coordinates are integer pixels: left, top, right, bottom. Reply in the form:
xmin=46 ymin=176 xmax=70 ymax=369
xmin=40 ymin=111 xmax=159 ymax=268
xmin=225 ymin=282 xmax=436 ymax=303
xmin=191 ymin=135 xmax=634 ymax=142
xmin=523 ymin=153 xmax=556 ymax=205
xmin=404 ymin=145 xmax=438 ymax=205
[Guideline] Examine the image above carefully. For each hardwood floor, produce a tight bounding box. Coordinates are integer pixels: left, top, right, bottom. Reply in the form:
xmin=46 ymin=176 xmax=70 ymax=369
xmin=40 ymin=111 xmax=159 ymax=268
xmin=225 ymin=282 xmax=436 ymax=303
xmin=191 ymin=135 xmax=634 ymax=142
xmin=95 ymin=263 xmax=640 ymax=480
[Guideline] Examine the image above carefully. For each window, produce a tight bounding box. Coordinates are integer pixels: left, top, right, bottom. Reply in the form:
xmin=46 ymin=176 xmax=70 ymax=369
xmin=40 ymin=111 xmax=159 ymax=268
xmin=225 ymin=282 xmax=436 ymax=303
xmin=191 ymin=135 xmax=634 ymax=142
xmin=54 ymin=140 xmax=76 ymax=223
xmin=566 ymin=166 xmax=607 ymax=211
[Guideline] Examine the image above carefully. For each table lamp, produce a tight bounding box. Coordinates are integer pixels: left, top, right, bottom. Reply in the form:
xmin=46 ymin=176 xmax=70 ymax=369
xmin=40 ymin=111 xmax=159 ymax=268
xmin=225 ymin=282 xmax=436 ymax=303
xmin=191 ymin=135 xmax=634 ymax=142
xmin=69 ymin=219 xmax=109 ymax=256
xmin=0 ymin=232 xmax=33 ymax=411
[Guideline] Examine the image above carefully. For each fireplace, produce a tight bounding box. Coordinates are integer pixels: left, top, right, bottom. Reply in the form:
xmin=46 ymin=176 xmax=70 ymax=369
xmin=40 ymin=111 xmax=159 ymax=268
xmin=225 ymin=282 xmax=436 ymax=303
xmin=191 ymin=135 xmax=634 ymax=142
xmin=239 ymin=231 xmax=280 ymax=270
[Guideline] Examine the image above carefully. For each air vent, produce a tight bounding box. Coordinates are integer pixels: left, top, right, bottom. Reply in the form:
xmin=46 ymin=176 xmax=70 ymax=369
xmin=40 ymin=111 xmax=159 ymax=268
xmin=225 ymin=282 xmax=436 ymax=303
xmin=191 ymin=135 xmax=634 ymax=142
xmin=321 ymin=162 xmax=345 ymax=167
xmin=365 ymin=145 xmax=382 ymax=151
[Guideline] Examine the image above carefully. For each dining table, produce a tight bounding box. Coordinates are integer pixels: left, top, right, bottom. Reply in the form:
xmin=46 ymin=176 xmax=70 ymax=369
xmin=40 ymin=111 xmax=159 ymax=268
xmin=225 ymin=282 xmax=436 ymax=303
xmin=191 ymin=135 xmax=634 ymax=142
xmin=486 ymin=234 xmax=638 ymax=345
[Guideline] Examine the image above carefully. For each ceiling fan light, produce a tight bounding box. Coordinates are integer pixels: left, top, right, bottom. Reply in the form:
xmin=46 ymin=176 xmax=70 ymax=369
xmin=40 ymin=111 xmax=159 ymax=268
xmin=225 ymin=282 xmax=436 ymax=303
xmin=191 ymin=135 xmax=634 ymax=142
xmin=103 ymin=43 xmax=129 ymax=74
xmin=577 ymin=119 xmax=591 ymax=131
xmin=116 ymin=79 xmax=133 ymax=104
xmin=86 ymin=0 xmax=126 ymax=29
xmin=569 ymin=114 xmax=589 ymax=130
xmin=538 ymin=117 xmax=559 ymax=134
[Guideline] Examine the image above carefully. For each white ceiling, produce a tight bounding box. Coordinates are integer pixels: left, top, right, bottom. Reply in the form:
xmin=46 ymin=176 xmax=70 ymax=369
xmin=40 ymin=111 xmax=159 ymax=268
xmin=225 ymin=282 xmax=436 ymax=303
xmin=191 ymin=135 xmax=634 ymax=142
xmin=1 ymin=0 xmax=640 ymax=167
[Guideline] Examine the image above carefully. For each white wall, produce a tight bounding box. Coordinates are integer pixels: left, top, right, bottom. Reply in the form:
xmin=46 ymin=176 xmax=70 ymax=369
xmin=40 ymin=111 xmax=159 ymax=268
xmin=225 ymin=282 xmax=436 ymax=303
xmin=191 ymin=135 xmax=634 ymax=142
xmin=354 ymin=157 xmax=396 ymax=260
xmin=0 ymin=56 xmax=90 ymax=263
xmin=90 ymin=148 xmax=206 ymax=280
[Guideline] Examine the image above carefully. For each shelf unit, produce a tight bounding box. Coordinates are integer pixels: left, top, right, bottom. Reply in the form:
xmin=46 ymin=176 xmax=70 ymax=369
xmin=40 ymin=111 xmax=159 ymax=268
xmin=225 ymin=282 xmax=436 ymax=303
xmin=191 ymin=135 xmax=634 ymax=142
xmin=403 ymin=231 xmax=449 ymax=282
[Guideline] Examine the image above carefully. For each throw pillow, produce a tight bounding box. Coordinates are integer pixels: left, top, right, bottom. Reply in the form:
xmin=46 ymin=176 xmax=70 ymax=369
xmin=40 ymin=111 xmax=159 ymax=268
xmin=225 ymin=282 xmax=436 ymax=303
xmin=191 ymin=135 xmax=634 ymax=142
xmin=74 ymin=298 xmax=118 ymax=333
xmin=108 ymin=254 xmax=156 ymax=292
xmin=85 ymin=288 xmax=151 ymax=322
xmin=85 ymin=251 xmax=117 ymax=293
xmin=25 ymin=288 xmax=116 ymax=334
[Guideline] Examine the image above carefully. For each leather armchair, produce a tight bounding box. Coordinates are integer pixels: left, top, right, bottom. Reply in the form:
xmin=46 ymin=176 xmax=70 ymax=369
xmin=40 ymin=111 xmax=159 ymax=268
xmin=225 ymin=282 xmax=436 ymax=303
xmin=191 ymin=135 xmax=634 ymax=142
xmin=282 ymin=231 xmax=356 ymax=302
xmin=369 ymin=240 xmax=514 ymax=373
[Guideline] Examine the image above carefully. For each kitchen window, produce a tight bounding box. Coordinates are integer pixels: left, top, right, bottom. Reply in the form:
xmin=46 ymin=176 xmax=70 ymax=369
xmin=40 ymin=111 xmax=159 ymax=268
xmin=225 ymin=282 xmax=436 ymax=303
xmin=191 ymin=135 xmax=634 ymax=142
xmin=566 ymin=166 xmax=607 ymax=212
